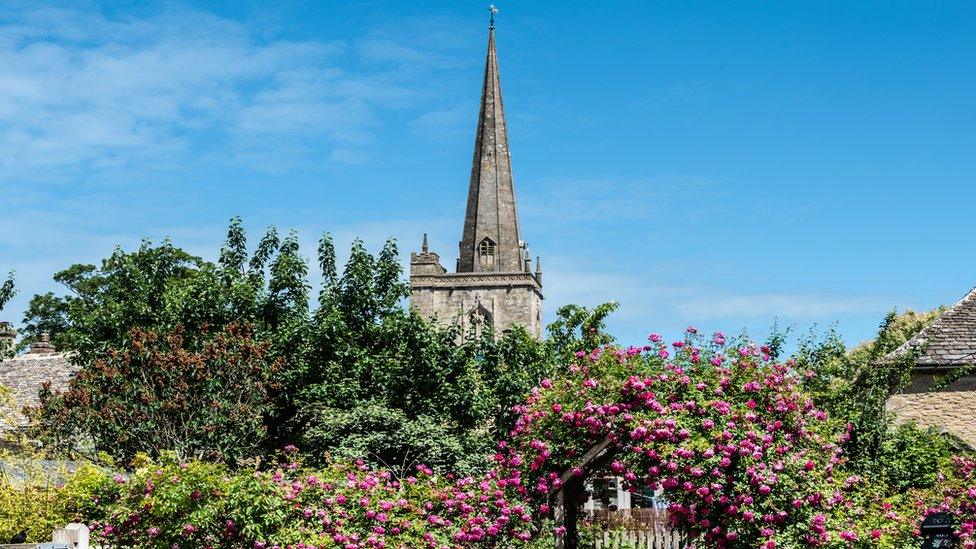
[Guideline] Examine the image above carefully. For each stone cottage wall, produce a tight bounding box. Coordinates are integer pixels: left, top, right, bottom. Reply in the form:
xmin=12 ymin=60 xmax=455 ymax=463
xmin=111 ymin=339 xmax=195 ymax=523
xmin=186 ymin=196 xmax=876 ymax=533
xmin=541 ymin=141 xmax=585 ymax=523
xmin=887 ymin=371 xmax=976 ymax=447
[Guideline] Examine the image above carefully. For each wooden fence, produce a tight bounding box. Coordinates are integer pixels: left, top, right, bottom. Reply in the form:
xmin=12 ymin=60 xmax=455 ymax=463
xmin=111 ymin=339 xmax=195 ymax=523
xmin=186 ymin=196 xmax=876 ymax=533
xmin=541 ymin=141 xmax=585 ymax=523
xmin=594 ymin=529 xmax=687 ymax=549
xmin=591 ymin=508 xmax=688 ymax=549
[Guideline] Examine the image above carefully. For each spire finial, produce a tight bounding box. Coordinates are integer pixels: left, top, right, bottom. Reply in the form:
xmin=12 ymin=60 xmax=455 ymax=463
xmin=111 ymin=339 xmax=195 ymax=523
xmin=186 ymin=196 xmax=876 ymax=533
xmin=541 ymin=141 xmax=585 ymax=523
xmin=488 ymin=4 xmax=499 ymax=29
xmin=422 ymin=233 xmax=429 ymax=254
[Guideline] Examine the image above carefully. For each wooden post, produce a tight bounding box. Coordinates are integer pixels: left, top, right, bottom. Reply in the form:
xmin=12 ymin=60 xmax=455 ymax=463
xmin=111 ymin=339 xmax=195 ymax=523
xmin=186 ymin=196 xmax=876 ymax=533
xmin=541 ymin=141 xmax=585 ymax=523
xmin=564 ymin=479 xmax=580 ymax=549
xmin=555 ymin=486 xmax=567 ymax=549
xmin=554 ymin=478 xmax=583 ymax=549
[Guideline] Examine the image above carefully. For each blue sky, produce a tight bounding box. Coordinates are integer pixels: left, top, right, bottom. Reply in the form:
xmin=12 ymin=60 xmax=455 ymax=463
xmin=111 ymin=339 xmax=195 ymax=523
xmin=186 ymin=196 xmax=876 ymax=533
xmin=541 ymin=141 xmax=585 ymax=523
xmin=1 ymin=0 xmax=974 ymax=347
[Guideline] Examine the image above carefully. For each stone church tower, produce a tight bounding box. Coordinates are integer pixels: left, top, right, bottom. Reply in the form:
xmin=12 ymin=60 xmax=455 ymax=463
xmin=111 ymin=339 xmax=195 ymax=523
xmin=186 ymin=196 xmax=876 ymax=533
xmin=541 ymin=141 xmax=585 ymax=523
xmin=410 ymin=21 xmax=543 ymax=338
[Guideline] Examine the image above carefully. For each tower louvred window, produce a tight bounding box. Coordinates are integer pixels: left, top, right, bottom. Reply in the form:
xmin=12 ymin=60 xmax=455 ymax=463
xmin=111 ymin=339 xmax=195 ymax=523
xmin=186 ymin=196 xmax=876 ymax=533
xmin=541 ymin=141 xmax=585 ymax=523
xmin=478 ymin=237 xmax=496 ymax=269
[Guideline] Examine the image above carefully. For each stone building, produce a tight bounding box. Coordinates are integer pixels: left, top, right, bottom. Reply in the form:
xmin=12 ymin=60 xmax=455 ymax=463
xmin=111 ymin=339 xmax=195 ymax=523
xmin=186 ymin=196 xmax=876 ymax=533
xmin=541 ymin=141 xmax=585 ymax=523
xmin=409 ymin=22 xmax=543 ymax=337
xmin=0 ymin=330 xmax=78 ymax=431
xmin=886 ymin=287 xmax=976 ymax=447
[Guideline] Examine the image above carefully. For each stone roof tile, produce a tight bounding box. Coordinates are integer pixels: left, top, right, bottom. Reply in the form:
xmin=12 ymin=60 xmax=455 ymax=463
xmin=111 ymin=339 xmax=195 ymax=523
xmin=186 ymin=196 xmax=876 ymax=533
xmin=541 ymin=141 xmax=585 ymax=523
xmin=888 ymin=287 xmax=976 ymax=369
xmin=0 ymin=351 xmax=78 ymax=428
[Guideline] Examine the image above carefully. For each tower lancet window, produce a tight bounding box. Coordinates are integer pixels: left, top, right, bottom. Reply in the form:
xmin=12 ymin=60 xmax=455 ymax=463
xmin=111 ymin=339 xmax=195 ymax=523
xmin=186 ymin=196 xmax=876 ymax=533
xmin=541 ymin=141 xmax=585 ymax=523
xmin=478 ymin=237 xmax=496 ymax=270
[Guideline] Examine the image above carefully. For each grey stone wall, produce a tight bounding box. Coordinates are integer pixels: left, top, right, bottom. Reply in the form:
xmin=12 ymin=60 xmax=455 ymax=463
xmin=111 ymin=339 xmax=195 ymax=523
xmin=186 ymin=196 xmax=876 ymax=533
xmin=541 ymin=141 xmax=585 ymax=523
xmin=0 ymin=351 xmax=78 ymax=430
xmin=409 ymin=250 xmax=447 ymax=276
xmin=410 ymin=272 xmax=543 ymax=338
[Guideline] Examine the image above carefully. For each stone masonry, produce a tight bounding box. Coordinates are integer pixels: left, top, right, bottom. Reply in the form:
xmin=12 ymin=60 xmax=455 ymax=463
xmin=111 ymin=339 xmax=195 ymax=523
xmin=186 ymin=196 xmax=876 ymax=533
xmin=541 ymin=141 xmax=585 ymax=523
xmin=0 ymin=321 xmax=15 ymax=355
xmin=410 ymin=262 xmax=544 ymax=338
xmin=410 ymin=23 xmax=543 ymax=337
xmin=887 ymin=372 xmax=976 ymax=446
xmin=885 ymin=287 xmax=976 ymax=447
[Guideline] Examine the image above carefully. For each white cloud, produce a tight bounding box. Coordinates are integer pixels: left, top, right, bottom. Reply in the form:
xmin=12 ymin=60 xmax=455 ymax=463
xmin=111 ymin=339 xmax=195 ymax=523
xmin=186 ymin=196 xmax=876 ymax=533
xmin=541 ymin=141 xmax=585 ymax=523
xmin=0 ymin=4 xmax=465 ymax=181
xmin=0 ymin=4 xmax=482 ymax=329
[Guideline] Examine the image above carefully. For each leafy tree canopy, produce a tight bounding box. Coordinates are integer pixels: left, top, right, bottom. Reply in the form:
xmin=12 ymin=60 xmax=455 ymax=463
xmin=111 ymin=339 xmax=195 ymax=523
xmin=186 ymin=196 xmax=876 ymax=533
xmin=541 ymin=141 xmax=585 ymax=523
xmin=794 ymin=306 xmax=952 ymax=490
xmin=27 ymin=218 xmax=614 ymax=472
xmin=32 ymin=323 xmax=282 ymax=464
xmin=546 ymin=302 xmax=618 ymax=363
xmin=0 ymin=272 xmax=14 ymax=314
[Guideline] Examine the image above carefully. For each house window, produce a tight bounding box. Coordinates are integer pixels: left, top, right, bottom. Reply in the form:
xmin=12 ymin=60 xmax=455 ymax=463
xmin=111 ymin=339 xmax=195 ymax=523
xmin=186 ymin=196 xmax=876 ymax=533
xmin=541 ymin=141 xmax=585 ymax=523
xmin=478 ymin=238 xmax=496 ymax=270
xmin=590 ymin=477 xmax=619 ymax=510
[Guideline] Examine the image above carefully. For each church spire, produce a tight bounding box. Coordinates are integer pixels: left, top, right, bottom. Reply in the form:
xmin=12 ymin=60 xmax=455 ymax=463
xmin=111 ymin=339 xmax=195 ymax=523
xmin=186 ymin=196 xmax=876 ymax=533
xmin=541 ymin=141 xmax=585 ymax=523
xmin=407 ymin=8 xmax=543 ymax=339
xmin=457 ymin=16 xmax=525 ymax=273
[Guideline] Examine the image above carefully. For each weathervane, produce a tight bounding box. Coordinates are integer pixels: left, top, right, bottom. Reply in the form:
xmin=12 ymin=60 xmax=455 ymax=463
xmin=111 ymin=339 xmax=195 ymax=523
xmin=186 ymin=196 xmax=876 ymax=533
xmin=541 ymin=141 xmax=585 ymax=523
xmin=489 ymin=4 xmax=499 ymax=29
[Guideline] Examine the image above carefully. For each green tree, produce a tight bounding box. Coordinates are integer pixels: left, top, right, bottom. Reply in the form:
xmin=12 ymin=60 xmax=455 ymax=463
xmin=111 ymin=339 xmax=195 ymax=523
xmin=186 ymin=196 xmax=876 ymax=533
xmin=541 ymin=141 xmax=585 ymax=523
xmin=19 ymin=292 xmax=70 ymax=350
xmin=0 ymin=272 xmax=14 ymax=313
xmin=795 ymin=306 xmax=950 ymax=490
xmin=293 ymin=241 xmax=619 ymax=474
xmin=546 ymin=302 xmax=618 ymax=362
xmin=20 ymin=239 xmax=205 ymax=354
xmin=293 ymin=236 xmax=545 ymax=474
xmin=27 ymin=219 xmax=593 ymax=472
xmin=31 ymin=324 xmax=281 ymax=464
xmin=26 ymin=220 xmax=313 ymax=460
xmin=477 ymin=325 xmax=555 ymax=442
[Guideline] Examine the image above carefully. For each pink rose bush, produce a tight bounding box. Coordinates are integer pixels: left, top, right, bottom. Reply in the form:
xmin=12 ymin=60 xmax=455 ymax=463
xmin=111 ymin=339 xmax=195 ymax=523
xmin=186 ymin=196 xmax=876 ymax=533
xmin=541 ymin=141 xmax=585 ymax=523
xmin=82 ymin=453 xmax=535 ymax=548
xmin=494 ymin=328 xmax=922 ymax=547
xmin=276 ymin=460 xmax=536 ymax=547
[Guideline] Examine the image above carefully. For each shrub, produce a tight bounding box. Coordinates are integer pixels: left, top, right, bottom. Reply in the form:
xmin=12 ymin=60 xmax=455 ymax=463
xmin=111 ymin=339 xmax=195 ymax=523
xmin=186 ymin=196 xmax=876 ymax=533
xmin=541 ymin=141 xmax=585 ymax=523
xmin=15 ymin=319 xmax=976 ymax=548
xmin=877 ymin=422 xmax=954 ymax=493
xmin=925 ymin=456 xmax=976 ymax=549
xmin=0 ymin=452 xmax=107 ymax=542
xmin=32 ymin=323 xmax=283 ymax=464
xmin=83 ymin=451 xmax=534 ymax=548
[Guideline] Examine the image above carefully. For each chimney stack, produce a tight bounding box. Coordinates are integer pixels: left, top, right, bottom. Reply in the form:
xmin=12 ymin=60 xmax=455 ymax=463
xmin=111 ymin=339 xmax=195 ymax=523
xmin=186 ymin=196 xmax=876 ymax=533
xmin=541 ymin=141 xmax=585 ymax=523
xmin=29 ymin=332 xmax=56 ymax=355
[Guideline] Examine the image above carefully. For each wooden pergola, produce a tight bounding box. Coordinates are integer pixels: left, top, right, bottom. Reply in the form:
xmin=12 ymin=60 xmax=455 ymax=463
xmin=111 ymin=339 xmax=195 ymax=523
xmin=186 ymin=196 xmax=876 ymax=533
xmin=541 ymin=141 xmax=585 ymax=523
xmin=549 ymin=436 xmax=619 ymax=549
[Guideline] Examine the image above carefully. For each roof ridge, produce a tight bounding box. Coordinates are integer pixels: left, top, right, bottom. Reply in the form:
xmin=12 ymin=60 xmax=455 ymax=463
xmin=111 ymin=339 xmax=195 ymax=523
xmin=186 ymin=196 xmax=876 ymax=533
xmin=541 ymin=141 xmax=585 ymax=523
xmin=885 ymin=287 xmax=976 ymax=366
